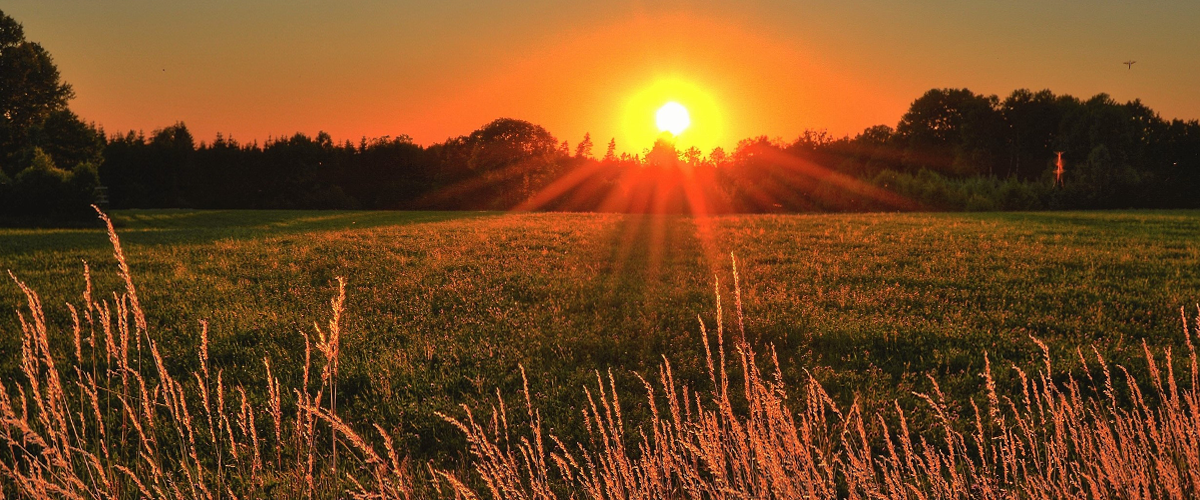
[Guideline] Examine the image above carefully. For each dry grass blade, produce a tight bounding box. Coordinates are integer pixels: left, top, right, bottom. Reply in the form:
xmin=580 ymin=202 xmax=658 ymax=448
xmin=3 ymin=210 xmax=1200 ymax=499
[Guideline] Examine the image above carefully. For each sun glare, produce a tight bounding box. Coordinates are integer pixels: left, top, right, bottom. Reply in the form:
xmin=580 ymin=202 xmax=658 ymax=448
xmin=656 ymin=102 xmax=691 ymax=136
xmin=620 ymin=77 xmax=724 ymax=152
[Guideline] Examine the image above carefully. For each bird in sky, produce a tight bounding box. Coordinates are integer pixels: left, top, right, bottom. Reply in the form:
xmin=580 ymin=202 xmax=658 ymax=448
xmin=1123 ymin=60 xmax=1136 ymax=69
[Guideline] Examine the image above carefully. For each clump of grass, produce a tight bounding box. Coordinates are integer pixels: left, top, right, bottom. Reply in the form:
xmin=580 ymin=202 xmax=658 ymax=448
xmin=0 ymin=208 xmax=415 ymax=499
xmin=439 ymin=278 xmax=1200 ymax=499
xmin=3 ymin=208 xmax=1200 ymax=499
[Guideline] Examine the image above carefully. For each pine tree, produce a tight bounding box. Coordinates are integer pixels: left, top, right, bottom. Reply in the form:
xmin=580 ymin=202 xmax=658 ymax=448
xmin=574 ymin=133 xmax=593 ymax=159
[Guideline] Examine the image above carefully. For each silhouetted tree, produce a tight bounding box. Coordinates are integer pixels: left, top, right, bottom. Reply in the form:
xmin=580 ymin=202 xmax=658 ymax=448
xmin=681 ymin=146 xmax=703 ymax=167
xmin=466 ymin=118 xmax=557 ymax=172
xmin=0 ymin=9 xmax=76 ymax=174
xmin=1001 ymin=89 xmax=1065 ymax=179
xmin=7 ymin=147 xmax=97 ymax=217
xmin=575 ymin=133 xmax=593 ymax=159
xmin=445 ymin=118 xmax=562 ymax=208
xmin=0 ymin=12 xmax=71 ymax=127
xmin=857 ymin=125 xmax=893 ymax=145
xmin=603 ymin=138 xmax=617 ymax=164
xmin=709 ymin=147 xmax=729 ymax=168
xmin=0 ymin=9 xmax=104 ymax=219
xmin=3 ymin=49 xmax=1196 ymax=220
xmin=32 ymin=109 xmax=104 ymax=170
xmin=645 ymin=138 xmax=679 ymax=167
xmin=896 ymin=88 xmax=1004 ymax=176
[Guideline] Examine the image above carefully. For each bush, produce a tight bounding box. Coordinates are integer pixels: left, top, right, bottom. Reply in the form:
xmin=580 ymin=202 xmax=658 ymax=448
xmin=6 ymin=147 xmax=98 ymax=218
xmin=873 ymin=168 xmax=1062 ymax=212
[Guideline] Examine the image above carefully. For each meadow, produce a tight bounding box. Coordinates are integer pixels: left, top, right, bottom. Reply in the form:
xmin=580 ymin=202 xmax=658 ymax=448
xmin=3 ymin=209 xmax=1200 ymax=497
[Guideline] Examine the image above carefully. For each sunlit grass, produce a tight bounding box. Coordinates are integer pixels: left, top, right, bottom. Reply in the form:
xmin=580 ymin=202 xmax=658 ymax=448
xmin=3 ymin=210 xmax=1200 ymax=497
xmin=2 ymin=209 xmax=1200 ymax=497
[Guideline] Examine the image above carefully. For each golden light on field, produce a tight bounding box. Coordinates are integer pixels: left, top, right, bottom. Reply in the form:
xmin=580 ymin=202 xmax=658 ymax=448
xmin=621 ymin=77 xmax=724 ymax=152
xmin=655 ymin=102 xmax=691 ymax=136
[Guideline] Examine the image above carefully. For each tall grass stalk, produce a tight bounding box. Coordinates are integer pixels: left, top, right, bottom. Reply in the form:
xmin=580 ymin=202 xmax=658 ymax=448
xmin=2 ymin=208 xmax=1199 ymax=499
xmin=0 ymin=208 xmax=415 ymax=499
xmin=438 ymin=266 xmax=1200 ymax=499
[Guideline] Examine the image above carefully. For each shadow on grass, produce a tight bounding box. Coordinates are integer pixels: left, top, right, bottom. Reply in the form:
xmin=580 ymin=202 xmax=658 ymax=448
xmin=973 ymin=210 xmax=1200 ymax=238
xmin=0 ymin=209 xmax=502 ymax=256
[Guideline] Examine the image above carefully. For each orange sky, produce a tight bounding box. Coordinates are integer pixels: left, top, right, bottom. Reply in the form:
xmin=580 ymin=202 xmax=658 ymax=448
xmin=7 ymin=1 xmax=1199 ymax=153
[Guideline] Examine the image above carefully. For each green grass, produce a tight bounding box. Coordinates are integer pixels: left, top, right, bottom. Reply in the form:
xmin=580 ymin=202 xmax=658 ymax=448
xmin=3 ymin=209 xmax=1199 ymax=461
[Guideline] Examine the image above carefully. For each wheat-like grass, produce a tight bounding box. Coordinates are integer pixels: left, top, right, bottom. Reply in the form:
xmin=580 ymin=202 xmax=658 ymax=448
xmin=436 ymin=256 xmax=1200 ymax=500
xmin=2 ymin=208 xmax=1199 ymax=499
xmin=0 ymin=208 xmax=414 ymax=498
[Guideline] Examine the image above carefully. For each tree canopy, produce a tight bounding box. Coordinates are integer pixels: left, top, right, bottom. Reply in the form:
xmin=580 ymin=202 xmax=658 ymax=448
xmin=0 ymin=9 xmax=101 ymax=219
xmin=2 ymin=7 xmax=1199 ymax=220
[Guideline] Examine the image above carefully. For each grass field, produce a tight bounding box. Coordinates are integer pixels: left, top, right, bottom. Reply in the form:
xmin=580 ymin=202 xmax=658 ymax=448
xmin=3 ymin=208 xmax=1200 ymax=468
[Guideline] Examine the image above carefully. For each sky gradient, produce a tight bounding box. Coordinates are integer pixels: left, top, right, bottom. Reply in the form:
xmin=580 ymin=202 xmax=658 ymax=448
xmin=7 ymin=1 xmax=1199 ymax=153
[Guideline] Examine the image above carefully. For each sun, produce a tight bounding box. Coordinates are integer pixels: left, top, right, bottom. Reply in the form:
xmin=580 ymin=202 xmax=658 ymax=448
xmin=619 ymin=77 xmax=722 ymax=151
xmin=656 ymin=101 xmax=691 ymax=136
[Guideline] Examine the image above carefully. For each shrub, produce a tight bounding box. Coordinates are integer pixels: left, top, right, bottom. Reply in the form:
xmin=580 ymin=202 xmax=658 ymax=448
xmin=6 ymin=147 xmax=98 ymax=218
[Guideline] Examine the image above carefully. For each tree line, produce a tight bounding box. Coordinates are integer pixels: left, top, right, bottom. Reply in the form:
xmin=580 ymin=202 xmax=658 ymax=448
xmin=2 ymin=8 xmax=1198 ymax=219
